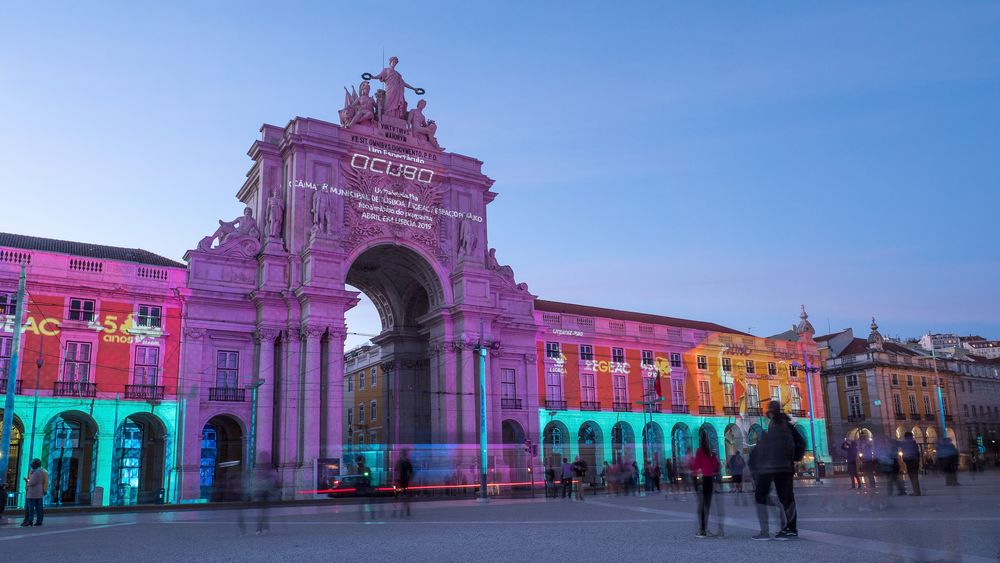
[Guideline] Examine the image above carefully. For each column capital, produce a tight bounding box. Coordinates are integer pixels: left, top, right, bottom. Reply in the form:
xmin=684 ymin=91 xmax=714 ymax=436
xmin=254 ymin=327 xmax=280 ymax=343
xmin=299 ymin=324 xmax=326 ymax=341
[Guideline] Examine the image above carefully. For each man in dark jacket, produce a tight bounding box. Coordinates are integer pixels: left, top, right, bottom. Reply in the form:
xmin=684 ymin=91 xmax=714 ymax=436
xmin=900 ymin=432 xmax=921 ymax=496
xmin=751 ymin=401 xmax=804 ymax=541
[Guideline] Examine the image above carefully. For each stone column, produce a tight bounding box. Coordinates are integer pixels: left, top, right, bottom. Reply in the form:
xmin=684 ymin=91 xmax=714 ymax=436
xmin=458 ymin=340 xmax=477 ymax=446
xmin=254 ymin=328 xmax=278 ymax=469
xmin=277 ymin=329 xmax=300 ymax=496
xmin=324 ymin=328 xmax=346 ymax=460
xmin=300 ymin=325 xmax=324 ymax=489
xmin=94 ymin=433 xmax=115 ymax=507
xmin=179 ymin=327 xmax=206 ymax=502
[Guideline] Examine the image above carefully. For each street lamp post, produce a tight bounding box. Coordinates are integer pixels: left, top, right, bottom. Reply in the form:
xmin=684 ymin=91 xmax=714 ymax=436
xmin=793 ymin=355 xmax=823 ymax=483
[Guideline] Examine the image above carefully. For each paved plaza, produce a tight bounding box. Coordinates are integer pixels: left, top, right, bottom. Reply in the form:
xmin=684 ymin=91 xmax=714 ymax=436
xmin=1 ymin=474 xmax=998 ymax=562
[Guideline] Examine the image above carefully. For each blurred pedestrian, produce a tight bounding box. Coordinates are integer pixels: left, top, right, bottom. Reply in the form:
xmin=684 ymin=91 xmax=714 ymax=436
xmin=572 ymin=456 xmax=587 ymax=501
xmin=900 ymin=432 xmax=922 ymax=496
xmin=21 ymin=459 xmax=48 ymax=527
xmin=751 ymin=401 xmax=805 ymax=541
xmin=728 ymin=451 xmax=746 ymax=493
xmin=393 ymin=449 xmax=414 ymax=518
xmin=665 ymin=459 xmax=677 ymax=499
xmin=691 ymin=430 xmax=721 ymax=538
xmin=561 ymin=458 xmax=573 ymax=499
xmin=642 ymin=461 xmax=652 ymax=492
xmin=842 ymin=439 xmax=861 ymax=489
xmin=544 ymin=465 xmax=556 ymax=498
xmin=652 ymin=460 xmax=662 ymax=492
xmin=937 ymin=438 xmax=959 ymax=486
xmin=600 ymin=461 xmax=609 ymax=492
xmin=631 ymin=461 xmax=640 ymax=495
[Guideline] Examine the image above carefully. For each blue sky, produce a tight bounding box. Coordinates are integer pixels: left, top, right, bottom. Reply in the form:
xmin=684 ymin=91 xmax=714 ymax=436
xmin=2 ymin=2 xmax=998 ymax=347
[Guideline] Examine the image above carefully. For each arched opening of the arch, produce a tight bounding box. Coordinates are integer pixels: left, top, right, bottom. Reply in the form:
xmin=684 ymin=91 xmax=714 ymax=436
xmin=345 ymin=243 xmax=446 ymax=469
xmin=543 ymin=421 xmax=569 ymax=471
xmin=501 ymin=420 xmax=526 ymax=482
xmin=200 ymin=415 xmax=244 ymax=501
xmin=42 ymin=411 xmax=98 ymax=506
xmin=0 ymin=413 xmax=24 ymax=497
xmin=578 ymin=422 xmax=602 ymax=485
xmin=111 ymin=413 xmax=167 ymax=505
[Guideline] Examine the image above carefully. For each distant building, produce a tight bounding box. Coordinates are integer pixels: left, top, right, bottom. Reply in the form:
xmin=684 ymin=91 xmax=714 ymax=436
xmin=342 ymin=344 xmax=384 ymax=482
xmin=963 ymin=339 xmax=1000 ymax=359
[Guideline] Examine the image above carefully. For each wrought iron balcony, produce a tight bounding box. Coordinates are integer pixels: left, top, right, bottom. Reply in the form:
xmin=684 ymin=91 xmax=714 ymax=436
xmin=500 ymin=397 xmax=523 ymax=410
xmin=671 ymin=404 xmax=690 ymax=414
xmin=944 ymin=414 xmax=953 ymax=422
xmin=580 ymin=401 xmax=601 ymax=411
xmin=644 ymin=403 xmax=662 ymax=413
xmin=125 ymin=384 xmax=164 ymax=400
xmin=723 ymin=406 xmax=740 ymax=416
xmin=209 ymin=387 xmax=246 ymax=402
xmin=923 ymin=414 xmax=935 ymax=421
xmin=847 ymin=414 xmax=866 ymax=423
xmin=909 ymin=413 xmax=921 ymax=420
xmin=698 ymin=405 xmax=716 ymax=415
xmin=893 ymin=410 xmax=905 ymax=420
xmin=544 ymin=399 xmax=567 ymax=410
xmin=53 ymin=381 xmax=97 ymax=397
xmin=612 ymin=401 xmax=632 ymax=412
xmin=791 ymin=409 xmax=807 ymax=417
xmin=746 ymin=407 xmax=763 ymax=417
xmin=0 ymin=378 xmax=23 ymax=395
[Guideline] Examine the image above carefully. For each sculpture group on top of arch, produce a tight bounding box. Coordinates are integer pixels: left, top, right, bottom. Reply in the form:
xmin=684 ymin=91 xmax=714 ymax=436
xmin=339 ymin=56 xmax=442 ymax=150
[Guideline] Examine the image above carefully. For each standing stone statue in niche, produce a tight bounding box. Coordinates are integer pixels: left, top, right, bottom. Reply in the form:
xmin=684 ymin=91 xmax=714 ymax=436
xmin=407 ymin=99 xmax=442 ymax=150
xmin=340 ymin=81 xmax=377 ymax=128
xmin=311 ymin=189 xmax=337 ymax=235
xmin=363 ymin=56 xmax=425 ymax=120
xmin=266 ymin=187 xmax=284 ymax=239
xmin=457 ymin=218 xmax=477 ymax=257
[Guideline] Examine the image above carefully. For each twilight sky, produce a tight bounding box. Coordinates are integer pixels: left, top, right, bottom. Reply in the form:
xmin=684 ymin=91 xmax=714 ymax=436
xmin=2 ymin=2 xmax=998 ymax=348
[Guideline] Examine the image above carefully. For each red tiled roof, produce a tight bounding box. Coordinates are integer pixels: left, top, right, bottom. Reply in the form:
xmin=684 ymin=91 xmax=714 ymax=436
xmin=814 ymin=332 xmax=842 ymax=342
xmin=0 ymin=232 xmax=185 ymax=268
xmin=839 ymin=338 xmax=869 ymax=356
xmin=534 ymin=299 xmax=750 ymax=336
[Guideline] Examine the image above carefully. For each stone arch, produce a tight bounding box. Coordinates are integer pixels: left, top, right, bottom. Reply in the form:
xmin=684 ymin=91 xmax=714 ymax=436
xmin=0 ymin=412 xmax=25 ymax=495
xmin=642 ymin=422 xmax=664 ymax=469
xmin=42 ymin=410 xmax=99 ymax=505
xmin=611 ymin=421 xmax=635 ymax=464
xmin=724 ymin=423 xmax=744 ymax=460
xmin=578 ymin=421 xmax=603 ymax=485
xmin=795 ymin=422 xmax=812 ymax=450
xmin=670 ymin=422 xmax=691 ymax=465
xmin=200 ymin=414 xmax=245 ymax=501
xmin=111 ymin=412 xmax=168 ymax=505
xmin=501 ymin=419 xmax=527 ymax=482
xmin=747 ymin=423 xmax=764 ymax=448
xmin=543 ymin=420 xmax=570 ymax=471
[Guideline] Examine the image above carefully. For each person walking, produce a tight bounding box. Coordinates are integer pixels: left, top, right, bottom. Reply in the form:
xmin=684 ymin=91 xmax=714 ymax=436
xmin=652 ymin=461 xmax=662 ymax=492
xmin=751 ymin=401 xmax=805 ymax=541
xmin=691 ymin=430 xmax=721 ymax=538
xmin=572 ymin=456 xmax=588 ymax=501
xmin=630 ymin=461 xmax=640 ymax=496
xmin=937 ymin=438 xmax=960 ymax=486
xmin=600 ymin=461 xmax=609 ymax=492
xmin=393 ymin=449 xmax=414 ymax=518
xmin=900 ymin=432 xmax=922 ymax=496
xmin=21 ymin=459 xmax=48 ymax=527
xmin=561 ymin=458 xmax=573 ymax=499
xmin=728 ymin=451 xmax=746 ymax=494
xmin=544 ymin=465 xmax=556 ymax=498
xmin=842 ymin=439 xmax=861 ymax=489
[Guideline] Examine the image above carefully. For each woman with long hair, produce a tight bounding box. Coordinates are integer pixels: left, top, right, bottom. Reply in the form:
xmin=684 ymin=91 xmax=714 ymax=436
xmin=691 ymin=430 xmax=721 ymax=538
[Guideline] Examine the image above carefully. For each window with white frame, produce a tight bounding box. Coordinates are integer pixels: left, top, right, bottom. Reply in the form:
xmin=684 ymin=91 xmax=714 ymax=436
xmin=500 ymin=368 xmax=516 ymax=400
xmin=347 ymin=408 xmax=353 ymax=427
xmin=908 ymin=395 xmax=918 ymax=414
xmin=669 ymin=353 xmax=682 ymax=368
xmin=370 ymin=430 xmax=377 ymax=445
xmin=891 ymin=373 xmax=899 ymax=386
xmin=696 ymin=355 xmax=708 ymax=370
xmin=721 ymin=357 xmax=732 ymax=372
xmin=137 ymin=304 xmax=161 ymax=328
xmin=906 ymin=374 xmax=913 ymax=386
xmin=371 ymin=400 xmax=377 ymax=421
xmin=63 ymin=342 xmax=92 ymax=382
xmin=546 ymin=371 xmax=563 ymax=400
xmin=545 ymin=341 xmax=561 ymax=359
xmin=347 ymin=376 xmax=353 ymax=392
xmin=133 ymin=346 xmax=159 ymax=385
xmin=357 ymin=433 xmax=364 ymax=447
xmin=942 ymin=397 xmax=949 ymax=415
xmin=671 ymin=379 xmax=685 ymax=405
xmin=359 ymin=370 xmax=365 ymax=390
xmin=612 ymin=347 xmax=625 ymax=363
xmin=893 ymin=394 xmax=902 ymax=415
xmin=216 ymin=351 xmax=239 ymax=388
xmin=846 ymin=374 xmax=859 ymax=387
xmin=642 ymin=374 xmax=656 ymax=400
xmin=790 ymin=385 xmax=802 ymax=410
xmin=69 ymin=298 xmax=96 ymax=322
xmin=723 ymin=382 xmax=735 ymax=407
xmin=579 ymin=345 xmax=594 ymax=361
xmin=612 ymin=374 xmax=627 ymax=404
xmin=370 ymin=367 xmax=377 ymax=388
xmin=698 ymin=380 xmax=711 ymax=406
xmin=641 ymin=350 xmax=653 ymax=366
xmin=789 ymin=364 xmax=798 ymax=378
xmin=747 ymin=384 xmax=760 ymax=408
xmin=923 ymin=395 xmax=932 ymax=414
xmin=767 ymin=362 xmax=777 ymax=376
xmin=848 ymin=392 xmax=862 ymax=417
xmin=921 ymin=376 xmax=927 ymax=388
xmin=746 ymin=360 xmax=756 ymax=375
xmin=770 ymin=385 xmax=781 ymax=405
xmin=0 ymin=336 xmax=11 ymax=375
xmin=358 ymin=403 xmax=365 ymax=423
xmin=0 ymin=293 xmax=17 ymax=315
xmin=581 ymin=374 xmax=596 ymax=403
